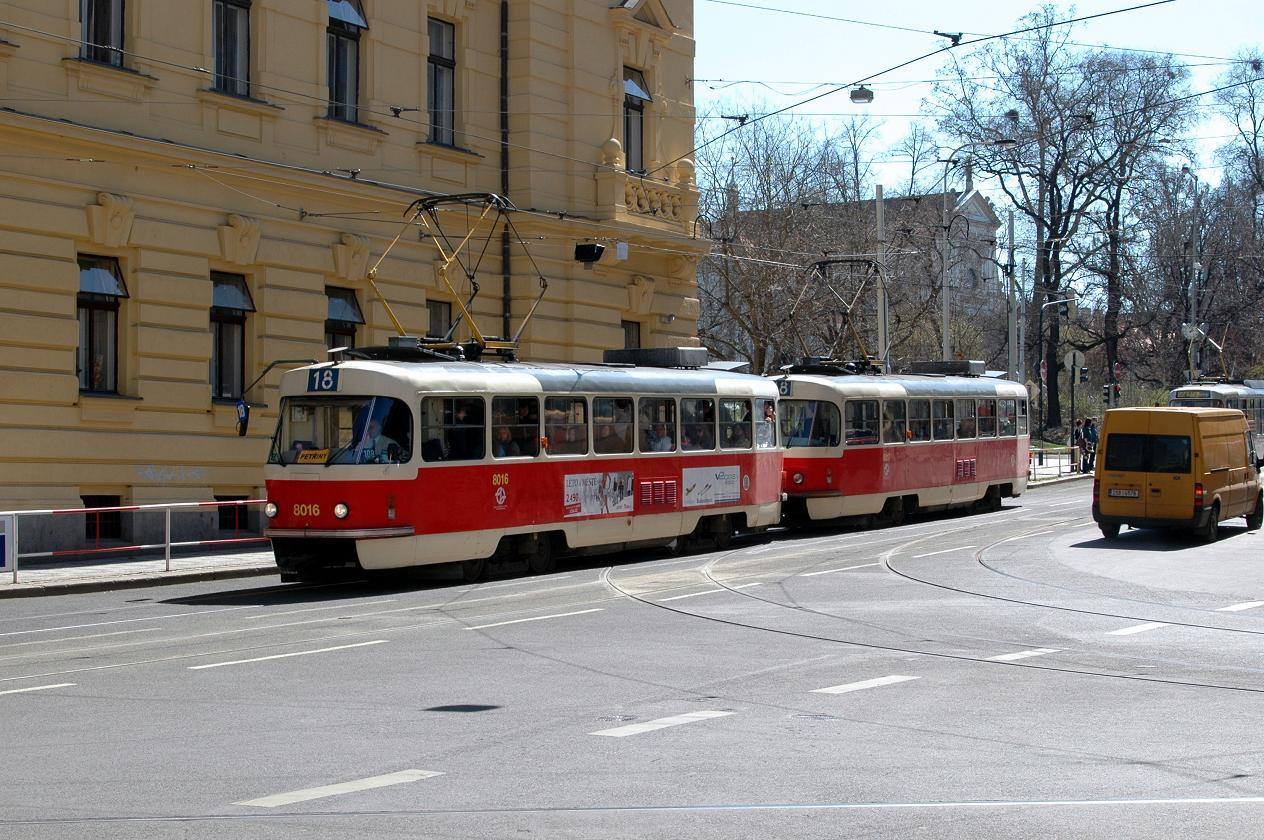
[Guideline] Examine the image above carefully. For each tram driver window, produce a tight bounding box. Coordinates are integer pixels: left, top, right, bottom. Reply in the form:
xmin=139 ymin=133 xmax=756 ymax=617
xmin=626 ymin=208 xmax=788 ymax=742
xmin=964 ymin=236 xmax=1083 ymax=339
xmin=780 ymin=400 xmax=839 ymax=448
xmin=638 ymin=397 xmax=676 ymax=452
xmin=955 ymin=399 xmax=977 ymax=439
xmin=719 ymin=399 xmax=752 ymax=449
xmin=681 ymin=398 xmax=715 ymax=451
xmin=594 ymin=397 xmax=634 ymax=454
xmin=1017 ymin=399 xmax=1029 ymax=436
xmin=755 ymin=398 xmax=777 ymax=448
xmin=932 ymin=399 xmax=954 ymax=441
xmin=492 ymin=396 xmax=538 ymax=457
xmin=845 ymin=400 xmax=879 ymax=445
xmin=881 ymin=400 xmax=907 ymax=443
xmin=544 ymin=396 xmax=588 ymax=455
xmin=421 ymin=396 xmax=485 ymax=461
xmin=998 ymin=399 xmax=1017 ymax=436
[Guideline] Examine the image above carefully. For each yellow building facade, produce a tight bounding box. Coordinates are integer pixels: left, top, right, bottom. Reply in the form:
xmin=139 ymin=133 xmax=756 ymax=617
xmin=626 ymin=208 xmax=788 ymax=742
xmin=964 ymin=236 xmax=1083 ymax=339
xmin=0 ymin=0 xmax=703 ymax=548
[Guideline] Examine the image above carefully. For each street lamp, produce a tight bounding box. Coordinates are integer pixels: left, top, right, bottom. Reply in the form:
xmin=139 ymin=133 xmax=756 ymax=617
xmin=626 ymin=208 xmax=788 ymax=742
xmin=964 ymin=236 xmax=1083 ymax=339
xmin=940 ymin=139 xmax=1017 ymax=361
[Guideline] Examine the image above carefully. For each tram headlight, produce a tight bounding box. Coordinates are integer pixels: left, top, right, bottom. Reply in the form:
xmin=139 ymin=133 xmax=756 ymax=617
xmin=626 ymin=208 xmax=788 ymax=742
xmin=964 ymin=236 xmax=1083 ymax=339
xmin=334 ymin=502 xmax=350 ymax=519
xmin=264 ymin=502 xmax=278 ymax=519
xmin=792 ymin=472 xmax=805 ymax=485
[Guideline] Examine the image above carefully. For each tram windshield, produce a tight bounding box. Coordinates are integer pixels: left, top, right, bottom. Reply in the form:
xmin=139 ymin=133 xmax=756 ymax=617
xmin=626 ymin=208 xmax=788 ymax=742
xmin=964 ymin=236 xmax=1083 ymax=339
xmin=1169 ymin=398 xmax=1222 ymax=407
xmin=268 ymin=396 xmax=413 ymax=465
xmin=780 ymin=400 xmax=841 ymax=447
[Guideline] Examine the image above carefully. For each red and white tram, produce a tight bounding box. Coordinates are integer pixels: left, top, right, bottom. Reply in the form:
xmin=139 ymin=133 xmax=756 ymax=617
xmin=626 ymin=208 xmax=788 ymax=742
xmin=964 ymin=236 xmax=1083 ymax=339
xmin=262 ymin=345 xmax=782 ymax=582
xmin=1169 ymin=379 xmax=1264 ymax=461
xmin=775 ymin=360 xmax=1030 ymax=524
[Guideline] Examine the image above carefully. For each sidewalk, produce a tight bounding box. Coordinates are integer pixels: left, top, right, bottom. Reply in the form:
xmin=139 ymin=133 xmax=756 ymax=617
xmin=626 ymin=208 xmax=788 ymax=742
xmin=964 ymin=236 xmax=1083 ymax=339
xmin=0 ymin=547 xmax=277 ymax=598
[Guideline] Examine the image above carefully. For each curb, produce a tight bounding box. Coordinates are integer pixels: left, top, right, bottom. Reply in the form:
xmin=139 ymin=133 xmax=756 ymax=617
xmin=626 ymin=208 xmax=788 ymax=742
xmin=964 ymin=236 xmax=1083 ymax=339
xmin=0 ymin=564 xmax=276 ymax=599
xmin=1028 ymin=473 xmax=1094 ymax=488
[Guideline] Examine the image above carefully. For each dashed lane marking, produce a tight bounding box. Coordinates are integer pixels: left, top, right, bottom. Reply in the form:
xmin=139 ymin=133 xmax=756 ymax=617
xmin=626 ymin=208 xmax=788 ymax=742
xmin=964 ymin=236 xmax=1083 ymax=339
xmin=0 ymin=682 xmax=76 ymax=696
xmin=1217 ymin=601 xmax=1264 ymax=613
xmin=800 ymin=563 xmax=880 ymax=577
xmin=812 ymin=675 xmax=920 ymax=694
xmin=465 ymin=608 xmax=603 ymax=630
xmin=590 ymin=710 xmax=734 ymax=737
xmin=235 ymin=769 xmax=444 ymax=808
xmin=912 ymin=546 xmax=976 ymax=558
xmin=1107 ymin=622 xmax=1171 ymax=636
xmin=658 ymin=584 xmax=761 ymax=601
xmin=188 ymin=640 xmax=388 ymax=670
xmin=986 ymin=648 xmax=1061 ymax=662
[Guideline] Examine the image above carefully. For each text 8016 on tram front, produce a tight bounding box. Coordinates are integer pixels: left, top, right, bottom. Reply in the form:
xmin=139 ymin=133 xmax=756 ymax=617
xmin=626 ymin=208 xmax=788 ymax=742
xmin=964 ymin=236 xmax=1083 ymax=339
xmin=263 ymin=344 xmax=782 ymax=582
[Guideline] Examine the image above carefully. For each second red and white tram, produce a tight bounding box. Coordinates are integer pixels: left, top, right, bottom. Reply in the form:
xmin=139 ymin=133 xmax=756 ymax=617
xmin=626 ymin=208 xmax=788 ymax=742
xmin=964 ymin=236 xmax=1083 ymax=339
xmin=776 ymin=360 xmax=1030 ymax=524
xmin=262 ymin=345 xmax=782 ymax=581
xmin=1169 ymin=379 xmax=1264 ymax=461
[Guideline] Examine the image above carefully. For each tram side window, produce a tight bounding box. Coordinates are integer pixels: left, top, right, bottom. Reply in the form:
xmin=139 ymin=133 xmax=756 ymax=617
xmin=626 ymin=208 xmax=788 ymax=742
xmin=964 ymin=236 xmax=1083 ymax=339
xmin=908 ymin=399 xmax=931 ymax=442
xmin=881 ymin=400 xmax=907 ymax=443
xmin=932 ymin=399 xmax=954 ymax=441
xmin=420 ymin=396 xmax=485 ymax=461
xmin=845 ymin=400 xmax=879 ymax=445
xmin=755 ymin=398 xmax=777 ymax=448
xmin=1017 ymin=399 xmax=1029 ymax=436
xmin=491 ymin=396 xmax=538 ymax=458
xmin=639 ymin=397 xmax=677 ymax=452
xmin=998 ymin=399 xmax=1017 ymax=436
xmin=681 ymin=398 xmax=716 ymax=451
xmin=544 ymin=396 xmax=588 ymax=455
xmin=955 ymin=399 xmax=976 ymax=438
xmin=780 ymin=400 xmax=839 ymax=448
xmin=977 ymin=399 xmax=997 ymax=437
xmin=719 ymin=398 xmax=753 ymax=449
xmin=594 ymin=396 xmax=634 ymax=454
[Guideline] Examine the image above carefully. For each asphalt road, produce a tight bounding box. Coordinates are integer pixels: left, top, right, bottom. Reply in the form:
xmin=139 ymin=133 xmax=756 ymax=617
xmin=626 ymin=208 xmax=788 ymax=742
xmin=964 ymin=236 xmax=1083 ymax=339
xmin=3 ymin=480 xmax=1264 ymax=839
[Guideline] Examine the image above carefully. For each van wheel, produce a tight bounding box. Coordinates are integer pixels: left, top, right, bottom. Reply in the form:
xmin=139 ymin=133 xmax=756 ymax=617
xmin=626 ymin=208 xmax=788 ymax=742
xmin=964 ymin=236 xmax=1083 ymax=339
xmin=1246 ymin=493 xmax=1263 ymax=531
xmin=1202 ymin=502 xmax=1221 ymax=543
xmin=1100 ymin=523 xmax=1120 ymax=540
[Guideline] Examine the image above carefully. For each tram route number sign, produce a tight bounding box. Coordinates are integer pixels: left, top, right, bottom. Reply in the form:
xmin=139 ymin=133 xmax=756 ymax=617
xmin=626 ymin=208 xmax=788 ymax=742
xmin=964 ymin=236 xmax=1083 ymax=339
xmin=307 ymin=368 xmax=341 ymax=392
xmin=0 ymin=514 xmax=12 ymax=572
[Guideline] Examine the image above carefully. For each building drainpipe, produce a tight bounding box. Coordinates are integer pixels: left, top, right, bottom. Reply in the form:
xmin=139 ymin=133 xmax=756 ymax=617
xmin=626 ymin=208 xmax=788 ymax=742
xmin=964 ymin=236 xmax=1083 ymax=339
xmin=499 ymin=0 xmax=512 ymax=339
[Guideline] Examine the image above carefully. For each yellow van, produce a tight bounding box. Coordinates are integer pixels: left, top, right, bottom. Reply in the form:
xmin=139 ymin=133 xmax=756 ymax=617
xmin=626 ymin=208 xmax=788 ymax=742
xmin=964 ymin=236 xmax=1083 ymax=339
xmin=1093 ymin=407 xmax=1263 ymax=541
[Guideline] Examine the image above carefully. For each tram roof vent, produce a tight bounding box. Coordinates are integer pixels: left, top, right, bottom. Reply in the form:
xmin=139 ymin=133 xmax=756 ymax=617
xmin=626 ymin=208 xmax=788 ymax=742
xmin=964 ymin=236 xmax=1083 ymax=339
xmin=602 ymin=347 xmax=710 ymax=369
xmin=903 ymin=360 xmax=985 ymax=377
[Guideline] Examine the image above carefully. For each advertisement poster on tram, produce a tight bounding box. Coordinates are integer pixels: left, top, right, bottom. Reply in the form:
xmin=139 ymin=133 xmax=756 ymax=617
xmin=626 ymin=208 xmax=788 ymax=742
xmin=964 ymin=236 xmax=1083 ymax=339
xmin=682 ymin=466 xmax=741 ymax=507
xmin=563 ymin=472 xmax=634 ymax=517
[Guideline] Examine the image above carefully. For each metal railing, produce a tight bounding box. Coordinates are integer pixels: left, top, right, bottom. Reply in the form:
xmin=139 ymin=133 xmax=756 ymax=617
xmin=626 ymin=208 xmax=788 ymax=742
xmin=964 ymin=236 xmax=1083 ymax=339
xmin=1029 ymin=445 xmax=1094 ymax=480
xmin=2 ymin=499 xmax=268 ymax=584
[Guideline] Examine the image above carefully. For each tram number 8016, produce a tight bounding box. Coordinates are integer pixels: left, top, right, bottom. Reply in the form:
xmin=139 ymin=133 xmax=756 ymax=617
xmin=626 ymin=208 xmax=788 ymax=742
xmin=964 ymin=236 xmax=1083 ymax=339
xmin=292 ymin=503 xmax=321 ymax=517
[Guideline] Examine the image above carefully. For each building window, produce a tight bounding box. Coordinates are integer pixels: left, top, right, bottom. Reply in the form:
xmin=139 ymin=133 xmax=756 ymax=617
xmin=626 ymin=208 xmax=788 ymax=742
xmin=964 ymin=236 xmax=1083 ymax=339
xmin=81 ymin=0 xmax=125 ymax=67
xmin=77 ymin=255 xmax=128 ymax=393
xmin=82 ymin=495 xmax=123 ymax=541
xmin=210 ymin=272 xmax=255 ymax=400
xmin=326 ymin=0 xmax=367 ymax=122
xmin=427 ymin=18 xmax=456 ymax=146
xmin=623 ymin=67 xmax=651 ymax=173
xmin=325 ymin=286 xmax=364 ymax=350
xmin=427 ymin=299 xmax=453 ymax=339
xmin=213 ymin=0 xmax=250 ymax=96
xmin=621 ymin=319 xmax=641 ymax=349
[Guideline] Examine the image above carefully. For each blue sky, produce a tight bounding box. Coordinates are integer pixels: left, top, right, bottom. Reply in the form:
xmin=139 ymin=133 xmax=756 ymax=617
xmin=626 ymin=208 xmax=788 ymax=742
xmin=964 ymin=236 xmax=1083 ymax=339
xmin=692 ymin=0 xmax=1261 ymax=188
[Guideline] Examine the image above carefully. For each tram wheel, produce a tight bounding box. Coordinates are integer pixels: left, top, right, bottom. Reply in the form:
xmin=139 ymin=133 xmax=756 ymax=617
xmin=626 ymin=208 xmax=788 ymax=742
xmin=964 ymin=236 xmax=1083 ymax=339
xmin=711 ymin=515 xmax=734 ymax=550
xmin=460 ymin=557 xmax=486 ymax=582
xmin=884 ymin=497 xmax=906 ymax=527
xmin=527 ymin=535 xmax=557 ymax=575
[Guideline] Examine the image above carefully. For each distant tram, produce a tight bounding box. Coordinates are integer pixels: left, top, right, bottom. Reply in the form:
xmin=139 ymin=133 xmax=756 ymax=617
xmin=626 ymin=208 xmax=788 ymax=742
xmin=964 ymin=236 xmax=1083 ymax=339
xmin=775 ymin=360 xmax=1030 ymax=524
xmin=1169 ymin=379 xmax=1264 ymax=460
xmin=262 ymin=345 xmax=782 ymax=582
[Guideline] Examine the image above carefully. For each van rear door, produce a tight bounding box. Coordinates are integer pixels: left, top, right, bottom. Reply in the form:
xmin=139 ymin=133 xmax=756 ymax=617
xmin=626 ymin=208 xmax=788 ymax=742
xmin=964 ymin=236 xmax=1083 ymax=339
xmin=1145 ymin=412 xmax=1195 ymax=521
xmin=1100 ymin=424 xmax=1148 ymax=520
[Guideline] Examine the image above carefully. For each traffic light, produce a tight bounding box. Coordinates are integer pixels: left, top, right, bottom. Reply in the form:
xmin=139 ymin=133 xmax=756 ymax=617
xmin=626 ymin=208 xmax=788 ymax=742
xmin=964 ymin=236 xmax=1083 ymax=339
xmin=1102 ymin=384 xmax=1110 ymax=405
xmin=1079 ymin=366 xmax=1089 ymax=383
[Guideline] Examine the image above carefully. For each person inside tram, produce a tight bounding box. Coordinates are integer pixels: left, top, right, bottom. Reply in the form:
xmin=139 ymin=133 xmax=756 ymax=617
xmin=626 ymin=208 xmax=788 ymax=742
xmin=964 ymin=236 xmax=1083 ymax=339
xmin=364 ymin=419 xmax=398 ymax=458
xmin=646 ymin=423 xmax=674 ymax=451
xmin=494 ymin=426 xmax=521 ymax=458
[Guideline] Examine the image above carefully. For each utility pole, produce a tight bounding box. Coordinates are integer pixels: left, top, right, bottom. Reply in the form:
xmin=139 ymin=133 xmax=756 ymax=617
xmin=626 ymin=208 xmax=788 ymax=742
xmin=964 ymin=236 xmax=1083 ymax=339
xmin=875 ymin=184 xmax=889 ymax=371
xmin=1006 ymin=209 xmax=1017 ymax=381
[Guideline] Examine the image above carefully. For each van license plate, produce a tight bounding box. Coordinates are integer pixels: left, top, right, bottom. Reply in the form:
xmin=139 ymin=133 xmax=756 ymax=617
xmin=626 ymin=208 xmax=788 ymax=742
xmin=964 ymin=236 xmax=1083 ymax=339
xmin=1108 ymin=488 xmax=1140 ymax=498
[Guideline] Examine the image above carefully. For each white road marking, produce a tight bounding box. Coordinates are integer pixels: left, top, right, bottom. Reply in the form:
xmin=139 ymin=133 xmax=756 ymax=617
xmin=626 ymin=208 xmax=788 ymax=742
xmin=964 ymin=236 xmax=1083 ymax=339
xmin=1107 ymin=622 xmax=1171 ymax=636
xmin=590 ymin=710 xmax=734 ymax=737
xmin=188 ymin=640 xmax=388 ymax=670
xmin=1047 ymin=500 xmax=1084 ymax=507
xmin=235 ymin=769 xmax=443 ymax=808
xmin=0 ymin=682 xmax=76 ymax=697
xmin=466 ymin=608 xmax=603 ymax=630
xmin=0 ymin=606 xmax=258 ymax=638
xmin=986 ymin=648 xmax=1061 ymax=662
xmin=0 ymin=628 xmax=160 ymax=652
xmin=912 ymin=546 xmax=976 ymax=558
xmin=1217 ymin=601 xmax=1264 ymax=613
xmin=658 ymin=584 xmax=762 ymax=601
xmin=481 ymin=575 xmax=575 ymax=589
xmin=812 ymin=675 xmax=920 ymax=694
xmin=800 ymin=563 xmax=879 ymax=577
xmin=242 ymin=600 xmax=397 ymax=620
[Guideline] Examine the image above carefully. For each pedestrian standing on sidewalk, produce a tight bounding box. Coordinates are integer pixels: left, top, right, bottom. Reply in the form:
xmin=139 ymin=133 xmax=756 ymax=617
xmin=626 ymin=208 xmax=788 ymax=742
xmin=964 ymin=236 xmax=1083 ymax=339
xmin=1072 ymin=419 xmax=1085 ymax=473
xmin=1084 ymin=417 xmax=1099 ymax=471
